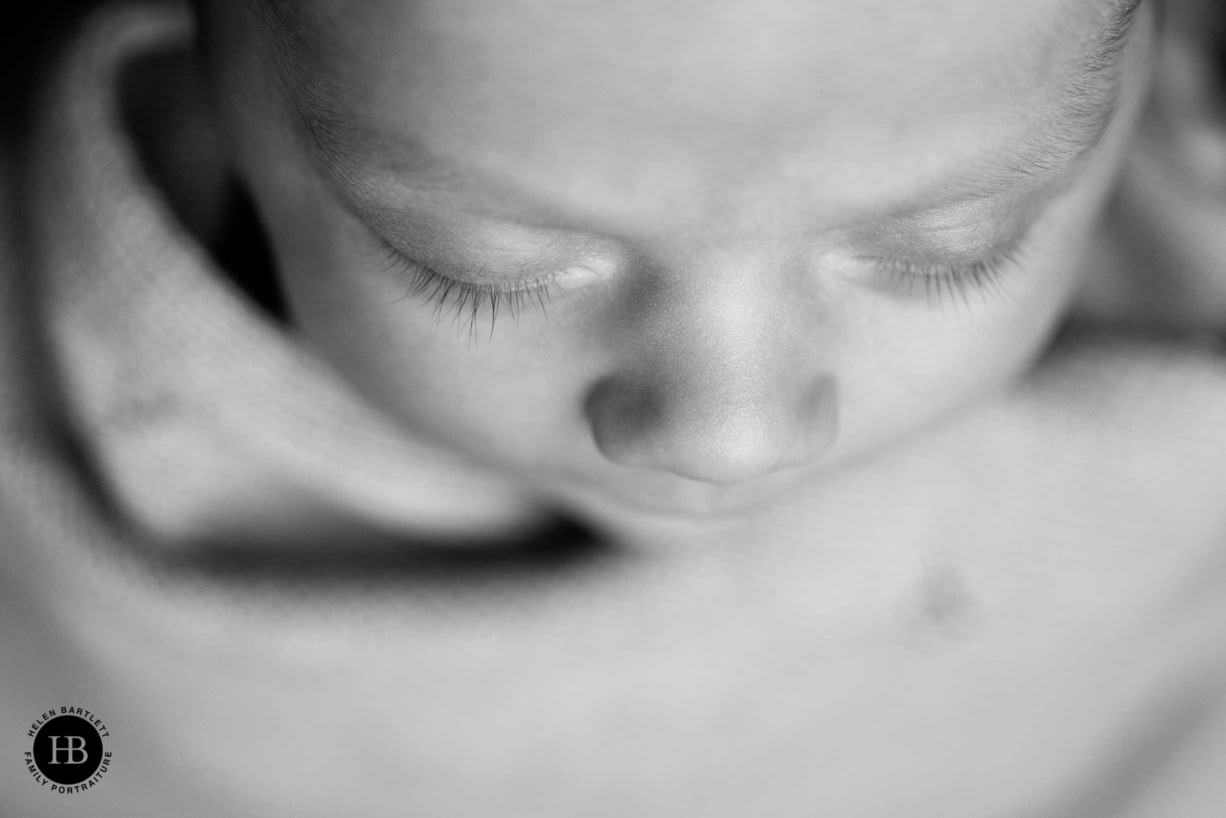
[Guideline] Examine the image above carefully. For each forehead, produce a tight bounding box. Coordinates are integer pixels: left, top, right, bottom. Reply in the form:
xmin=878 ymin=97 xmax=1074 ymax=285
xmin=244 ymin=0 xmax=1128 ymax=229
xmin=282 ymin=0 xmax=1088 ymax=116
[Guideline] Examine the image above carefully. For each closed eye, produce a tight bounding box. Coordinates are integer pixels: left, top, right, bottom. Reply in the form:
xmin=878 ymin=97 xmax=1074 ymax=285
xmin=864 ymin=241 xmax=1029 ymax=310
xmin=378 ymin=240 xmax=564 ymax=340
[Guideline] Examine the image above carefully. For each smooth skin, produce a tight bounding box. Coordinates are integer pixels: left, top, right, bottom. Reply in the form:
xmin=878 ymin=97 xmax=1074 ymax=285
xmin=197 ymin=0 xmax=1156 ymax=539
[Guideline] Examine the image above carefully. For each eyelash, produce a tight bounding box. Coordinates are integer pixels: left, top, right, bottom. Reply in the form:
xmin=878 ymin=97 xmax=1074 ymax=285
xmin=378 ymin=237 xmax=1026 ymax=335
xmin=379 ymin=243 xmax=563 ymax=338
xmin=870 ymin=244 xmax=1025 ymax=308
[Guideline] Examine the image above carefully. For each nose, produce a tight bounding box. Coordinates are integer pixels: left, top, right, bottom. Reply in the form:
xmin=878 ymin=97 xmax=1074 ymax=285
xmin=584 ymin=268 xmax=838 ymax=485
xmin=587 ymin=371 xmax=837 ymax=484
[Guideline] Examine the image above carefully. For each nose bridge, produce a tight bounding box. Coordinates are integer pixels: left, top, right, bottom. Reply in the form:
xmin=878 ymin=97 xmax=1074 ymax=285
xmin=586 ymin=249 xmax=838 ymax=484
xmin=645 ymin=240 xmax=824 ymax=388
xmin=657 ymin=269 xmax=795 ymax=411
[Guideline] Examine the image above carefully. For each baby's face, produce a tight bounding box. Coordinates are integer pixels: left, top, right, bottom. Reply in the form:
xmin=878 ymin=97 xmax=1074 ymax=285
xmin=203 ymin=0 xmax=1154 ymax=519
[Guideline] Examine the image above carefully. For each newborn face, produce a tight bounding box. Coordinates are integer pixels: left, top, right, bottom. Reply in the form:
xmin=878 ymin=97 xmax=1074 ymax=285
xmin=199 ymin=0 xmax=1155 ymax=520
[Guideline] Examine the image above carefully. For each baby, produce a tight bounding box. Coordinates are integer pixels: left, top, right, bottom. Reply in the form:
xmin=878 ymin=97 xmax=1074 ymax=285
xmin=192 ymin=0 xmax=1153 ymax=531
xmin=4 ymin=0 xmax=1226 ymax=815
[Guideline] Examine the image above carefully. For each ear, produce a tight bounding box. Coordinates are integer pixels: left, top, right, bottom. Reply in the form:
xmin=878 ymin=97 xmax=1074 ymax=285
xmin=1075 ymin=0 xmax=1226 ymax=334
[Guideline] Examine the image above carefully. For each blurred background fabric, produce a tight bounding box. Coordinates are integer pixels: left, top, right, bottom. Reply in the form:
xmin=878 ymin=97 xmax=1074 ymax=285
xmin=2 ymin=3 xmax=99 ymax=133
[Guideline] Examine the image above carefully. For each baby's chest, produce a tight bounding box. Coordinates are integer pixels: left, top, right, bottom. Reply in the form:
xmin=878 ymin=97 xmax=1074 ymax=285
xmin=553 ymin=440 xmax=1226 ymax=814
xmin=35 ymin=487 xmax=1226 ymax=818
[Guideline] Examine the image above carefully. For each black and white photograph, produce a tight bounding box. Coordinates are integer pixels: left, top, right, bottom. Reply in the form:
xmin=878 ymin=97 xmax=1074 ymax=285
xmin=3 ymin=0 xmax=1226 ymax=815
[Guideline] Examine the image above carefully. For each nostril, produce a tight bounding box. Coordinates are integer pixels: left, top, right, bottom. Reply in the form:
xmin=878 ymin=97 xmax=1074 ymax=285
xmin=585 ymin=376 xmax=664 ymax=463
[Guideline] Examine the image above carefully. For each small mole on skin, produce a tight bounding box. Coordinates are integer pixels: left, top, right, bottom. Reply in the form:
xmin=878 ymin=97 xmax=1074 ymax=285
xmin=907 ymin=563 xmax=979 ymax=646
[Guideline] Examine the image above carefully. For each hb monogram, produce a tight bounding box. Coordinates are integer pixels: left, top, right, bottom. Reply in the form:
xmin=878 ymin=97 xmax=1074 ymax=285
xmin=46 ymin=736 xmax=89 ymax=765
xmin=27 ymin=711 xmax=109 ymax=789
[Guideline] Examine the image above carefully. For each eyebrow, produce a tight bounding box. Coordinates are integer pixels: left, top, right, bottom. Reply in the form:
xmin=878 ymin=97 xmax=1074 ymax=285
xmin=250 ymin=0 xmax=1151 ymax=211
xmin=240 ymin=0 xmax=361 ymax=173
xmin=939 ymin=0 xmax=1150 ymax=203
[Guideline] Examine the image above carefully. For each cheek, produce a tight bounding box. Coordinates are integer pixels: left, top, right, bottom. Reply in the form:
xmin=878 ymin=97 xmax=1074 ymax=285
xmin=833 ymin=209 xmax=1096 ymax=460
xmin=207 ymin=50 xmax=561 ymax=467
xmin=830 ymin=288 xmax=1059 ymax=465
xmin=246 ymin=165 xmax=599 ymax=470
xmin=832 ymin=58 xmax=1144 ymax=452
